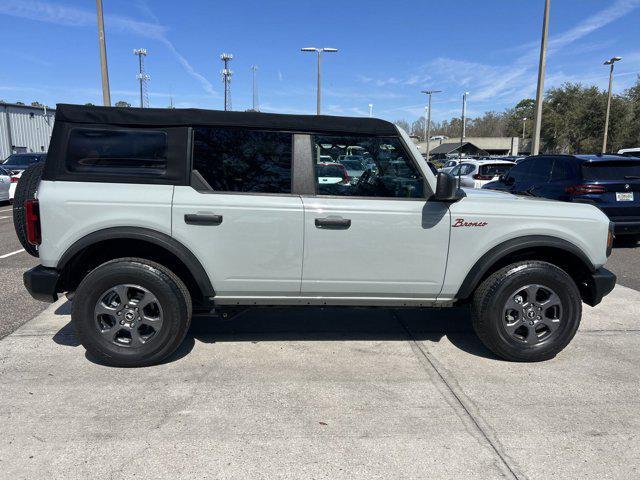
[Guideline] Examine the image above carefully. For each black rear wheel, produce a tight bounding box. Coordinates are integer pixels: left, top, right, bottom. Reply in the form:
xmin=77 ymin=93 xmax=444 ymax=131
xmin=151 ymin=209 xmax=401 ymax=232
xmin=471 ymin=261 xmax=582 ymax=362
xmin=72 ymin=258 xmax=192 ymax=367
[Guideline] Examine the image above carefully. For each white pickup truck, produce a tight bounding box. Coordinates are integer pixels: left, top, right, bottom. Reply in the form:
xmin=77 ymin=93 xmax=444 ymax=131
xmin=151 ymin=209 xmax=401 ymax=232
xmin=17 ymin=104 xmax=616 ymax=366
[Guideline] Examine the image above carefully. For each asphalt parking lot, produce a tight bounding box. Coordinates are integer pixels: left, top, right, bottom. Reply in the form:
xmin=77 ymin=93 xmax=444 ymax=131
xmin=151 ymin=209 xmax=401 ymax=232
xmin=0 ymin=207 xmax=639 ymax=479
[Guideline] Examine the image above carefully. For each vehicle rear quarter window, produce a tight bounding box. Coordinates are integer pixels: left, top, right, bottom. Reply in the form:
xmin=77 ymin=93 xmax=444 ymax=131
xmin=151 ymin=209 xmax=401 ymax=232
xmin=581 ymin=161 xmax=640 ymax=181
xmin=192 ymin=127 xmax=292 ymax=194
xmin=66 ymin=128 xmax=167 ymax=175
xmin=527 ymin=157 xmax=553 ymax=182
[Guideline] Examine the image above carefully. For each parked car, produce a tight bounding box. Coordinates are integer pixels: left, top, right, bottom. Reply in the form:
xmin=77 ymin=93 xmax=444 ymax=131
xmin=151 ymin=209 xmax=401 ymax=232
xmin=439 ymin=159 xmax=460 ymax=173
xmin=339 ymin=158 xmax=367 ymax=184
xmin=618 ymin=147 xmax=640 ymax=157
xmin=2 ymin=153 xmax=47 ymax=174
xmin=20 ymin=104 xmax=615 ymax=367
xmin=316 ymin=162 xmax=350 ymax=185
xmin=0 ymin=167 xmax=12 ymax=202
xmin=450 ymin=160 xmax=516 ymax=189
xmin=8 ymin=170 xmax=21 ymax=201
xmin=483 ymin=154 xmax=640 ymax=238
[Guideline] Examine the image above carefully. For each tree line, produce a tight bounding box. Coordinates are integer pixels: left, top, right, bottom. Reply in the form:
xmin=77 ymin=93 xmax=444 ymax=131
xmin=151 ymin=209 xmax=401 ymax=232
xmin=397 ymin=77 xmax=640 ymax=154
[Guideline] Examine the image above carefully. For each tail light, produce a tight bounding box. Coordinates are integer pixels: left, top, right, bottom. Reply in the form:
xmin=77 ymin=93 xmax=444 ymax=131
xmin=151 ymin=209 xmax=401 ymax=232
xmin=10 ymin=176 xmax=19 ymax=183
xmin=339 ymin=166 xmax=350 ymax=185
xmin=473 ymin=174 xmax=494 ymax=181
xmin=25 ymin=199 xmax=41 ymax=246
xmin=565 ymin=184 xmax=606 ymax=195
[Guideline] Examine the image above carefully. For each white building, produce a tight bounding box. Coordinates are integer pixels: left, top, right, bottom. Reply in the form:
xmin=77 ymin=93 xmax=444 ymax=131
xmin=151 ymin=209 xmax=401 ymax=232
xmin=0 ymin=102 xmax=56 ymax=160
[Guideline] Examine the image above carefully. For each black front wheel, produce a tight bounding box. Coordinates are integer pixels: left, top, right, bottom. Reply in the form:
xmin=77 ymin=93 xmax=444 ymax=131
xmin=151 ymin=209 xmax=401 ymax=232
xmin=471 ymin=261 xmax=582 ymax=362
xmin=72 ymin=258 xmax=192 ymax=367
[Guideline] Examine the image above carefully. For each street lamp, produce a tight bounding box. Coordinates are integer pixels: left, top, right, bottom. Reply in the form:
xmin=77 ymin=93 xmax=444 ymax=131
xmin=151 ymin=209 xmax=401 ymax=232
xmin=301 ymin=47 xmax=338 ymax=115
xmin=420 ymin=89 xmax=441 ymax=160
xmin=602 ymin=56 xmax=622 ymax=154
xmin=368 ymin=103 xmax=373 ymax=117
xmin=522 ymin=117 xmax=527 ymax=139
xmin=459 ymin=92 xmax=469 ymax=160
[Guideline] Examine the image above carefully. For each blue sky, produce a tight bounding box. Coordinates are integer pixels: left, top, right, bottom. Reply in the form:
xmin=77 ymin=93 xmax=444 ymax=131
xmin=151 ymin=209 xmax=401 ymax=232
xmin=1 ymin=0 xmax=639 ymax=122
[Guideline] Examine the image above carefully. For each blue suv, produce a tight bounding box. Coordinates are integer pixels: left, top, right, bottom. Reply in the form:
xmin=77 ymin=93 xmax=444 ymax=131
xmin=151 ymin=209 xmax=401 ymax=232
xmin=483 ymin=154 xmax=640 ymax=238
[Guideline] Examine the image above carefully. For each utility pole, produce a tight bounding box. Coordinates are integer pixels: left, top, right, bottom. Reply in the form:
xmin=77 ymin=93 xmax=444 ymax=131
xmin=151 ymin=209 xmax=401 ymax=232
xmin=459 ymin=92 xmax=469 ymax=160
xmin=602 ymin=56 xmax=622 ymax=154
xmin=133 ymin=49 xmax=150 ymax=108
xmin=251 ymin=65 xmax=259 ymax=111
xmin=301 ymin=47 xmax=338 ymax=115
xmin=368 ymin=103 xmax=373 ymax=118
xmin=532 ymin=0 xmax=550 ymax=155
xmin=220 ymin=53 xmax=233 ymax=111
xmin=96 ymin=0 xmax=111 ymax=106
xmin=421 ymin=90 xmax=441 ymax=160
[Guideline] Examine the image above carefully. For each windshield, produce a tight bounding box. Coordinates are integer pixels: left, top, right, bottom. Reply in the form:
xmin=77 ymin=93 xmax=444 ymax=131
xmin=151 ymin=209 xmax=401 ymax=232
xmin=582 ymin=161 xmax=640 ymax=181
xmin=316 ymin=165 xmax=345 ymax=178
xmin=340 ymin=160 xmax=364 ymax=170
xmin=480 ymin=164 xmax=513 ymax=176
xmin=3 ymin=154 xmax=41 ymax=166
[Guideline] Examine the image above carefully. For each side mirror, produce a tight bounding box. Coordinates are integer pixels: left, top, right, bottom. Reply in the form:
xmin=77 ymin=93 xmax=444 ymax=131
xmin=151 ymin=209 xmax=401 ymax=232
xmin=504 ymin=176 xmax=515 ymax=186
xmin=434 ymin=172 xmax=463 ymax=201
xmin=498 ymin=174 xmax=506 ymax=182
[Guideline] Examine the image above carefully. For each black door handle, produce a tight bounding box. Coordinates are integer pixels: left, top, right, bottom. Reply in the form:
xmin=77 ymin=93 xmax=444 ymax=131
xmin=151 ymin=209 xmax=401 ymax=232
xmin=184 ymin=213 xmax=223 ymax=226
xmin=315 ymin=217 xmax=351 ymax=230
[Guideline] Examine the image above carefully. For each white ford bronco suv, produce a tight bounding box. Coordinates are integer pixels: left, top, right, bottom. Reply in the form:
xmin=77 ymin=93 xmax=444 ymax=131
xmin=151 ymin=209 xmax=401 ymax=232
xmin=17 ymin=104 xmax=616 ymax=367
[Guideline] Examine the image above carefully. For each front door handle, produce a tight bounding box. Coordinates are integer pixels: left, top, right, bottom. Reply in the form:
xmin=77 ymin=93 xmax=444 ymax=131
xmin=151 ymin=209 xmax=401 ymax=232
xmin=315 ymin=216 xmax=351 ymax=230
xmin=184 ymin=213 xmax=223 ymax=226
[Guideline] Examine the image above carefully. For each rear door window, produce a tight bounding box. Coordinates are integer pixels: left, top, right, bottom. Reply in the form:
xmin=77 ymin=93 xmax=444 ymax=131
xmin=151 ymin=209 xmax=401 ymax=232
xmin=582 ymin=161 xmax=640 ymax=181
xmin=527 ymin=157 xmax=553 ymax=183
xmin=193 ymin=127 xmax=292 ymax=194
xmin=67 ymin=128 xmax=167 ymax=175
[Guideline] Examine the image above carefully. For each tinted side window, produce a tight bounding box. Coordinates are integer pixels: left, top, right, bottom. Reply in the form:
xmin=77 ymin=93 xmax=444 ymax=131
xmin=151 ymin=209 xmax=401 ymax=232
xmin=550 ymin=158 xmax=574 ymax=182
xmin=312 ymin=135 xmax=423 ymax=198
xmin=67 ymin=128 xmax=167 ymax=175
xmin=528 ymin=158 xmax=554 ymax=182
xmin=193 ymin=127 xmax=292 ymax=194
xmin=507 ymin=160 xmax=534 ymax=182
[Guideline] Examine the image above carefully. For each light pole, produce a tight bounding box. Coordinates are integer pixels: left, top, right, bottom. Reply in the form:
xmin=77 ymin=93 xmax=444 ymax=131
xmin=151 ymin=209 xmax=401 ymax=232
xmin=368 ymin=103 xmax=373 ymax=117
xmin=532 ymin=0 xmax=551 ymax=155
xmin=96 ymin=0 xmax=111 ymax=106
xmin=602 ymin=56 xmax=622 ymax=154
xmin=421 ymin=89 xmax=441 ymax=160
xmin=522 ymin=117 xmax=527 ymax=139
xmin=459 ymin=92 xmax=469 ymax=160
xmin=251 ymin=65 xmax=259 ymax=112
xmin=301 ymin=47 xmax=338 ymax=115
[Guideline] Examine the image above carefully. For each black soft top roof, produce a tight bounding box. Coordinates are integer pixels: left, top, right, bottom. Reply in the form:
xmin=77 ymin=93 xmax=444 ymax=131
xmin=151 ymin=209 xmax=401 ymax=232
xmin=55 ymin=104 xmax=398 ymax=136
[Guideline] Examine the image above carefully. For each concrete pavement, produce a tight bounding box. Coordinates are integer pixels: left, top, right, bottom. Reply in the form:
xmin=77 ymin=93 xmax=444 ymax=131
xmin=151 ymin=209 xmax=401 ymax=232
xmin=1 ymin=285 xmax=639 ymax=479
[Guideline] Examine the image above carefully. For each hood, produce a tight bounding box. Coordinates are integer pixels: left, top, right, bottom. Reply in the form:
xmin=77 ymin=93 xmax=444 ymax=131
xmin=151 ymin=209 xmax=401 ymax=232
xmin=455 ymin=187 xmax=609 ymax=223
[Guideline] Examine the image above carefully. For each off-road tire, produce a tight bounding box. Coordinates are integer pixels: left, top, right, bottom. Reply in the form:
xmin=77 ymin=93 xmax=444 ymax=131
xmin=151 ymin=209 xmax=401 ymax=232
xmin=72 ymin=258 xmax=192 ymax=367
xmin=12 ymin=162 xmax=45 ymax=257
xmin=471 ymin=261 xmax=582 ymax=362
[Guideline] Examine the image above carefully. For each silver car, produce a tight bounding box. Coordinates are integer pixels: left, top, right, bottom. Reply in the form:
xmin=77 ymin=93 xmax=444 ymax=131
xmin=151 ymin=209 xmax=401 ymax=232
xmin=450 ymin=160 xmax=515 ymax=189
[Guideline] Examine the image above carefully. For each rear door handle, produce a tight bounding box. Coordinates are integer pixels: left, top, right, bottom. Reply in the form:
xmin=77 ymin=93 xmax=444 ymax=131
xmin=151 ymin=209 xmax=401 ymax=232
xmin=315 ymin=216 xmax=351 ymax=230
xmin=184 ymin=213 xmax=223 ymax=226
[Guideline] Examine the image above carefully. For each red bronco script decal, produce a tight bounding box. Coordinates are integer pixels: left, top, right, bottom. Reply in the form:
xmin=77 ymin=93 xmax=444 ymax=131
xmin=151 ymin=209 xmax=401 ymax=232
xmin=452 ymin=218 xmax=488 ymax=228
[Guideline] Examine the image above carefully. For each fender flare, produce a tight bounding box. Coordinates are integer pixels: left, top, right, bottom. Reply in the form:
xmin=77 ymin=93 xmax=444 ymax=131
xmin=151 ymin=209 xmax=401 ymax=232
xmin=455 ymin=235 xmax=595 ymax=300
xmin=57 ymin=226 xmax=215 ymax=297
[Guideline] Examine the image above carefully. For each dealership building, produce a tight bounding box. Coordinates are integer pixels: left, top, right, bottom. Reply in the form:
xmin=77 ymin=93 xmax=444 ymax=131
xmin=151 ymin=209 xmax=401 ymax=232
xmin=414 ymin=136 xmax=522 ymax=159
xmin=0 ymin=102 xmax=56 ymax=160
